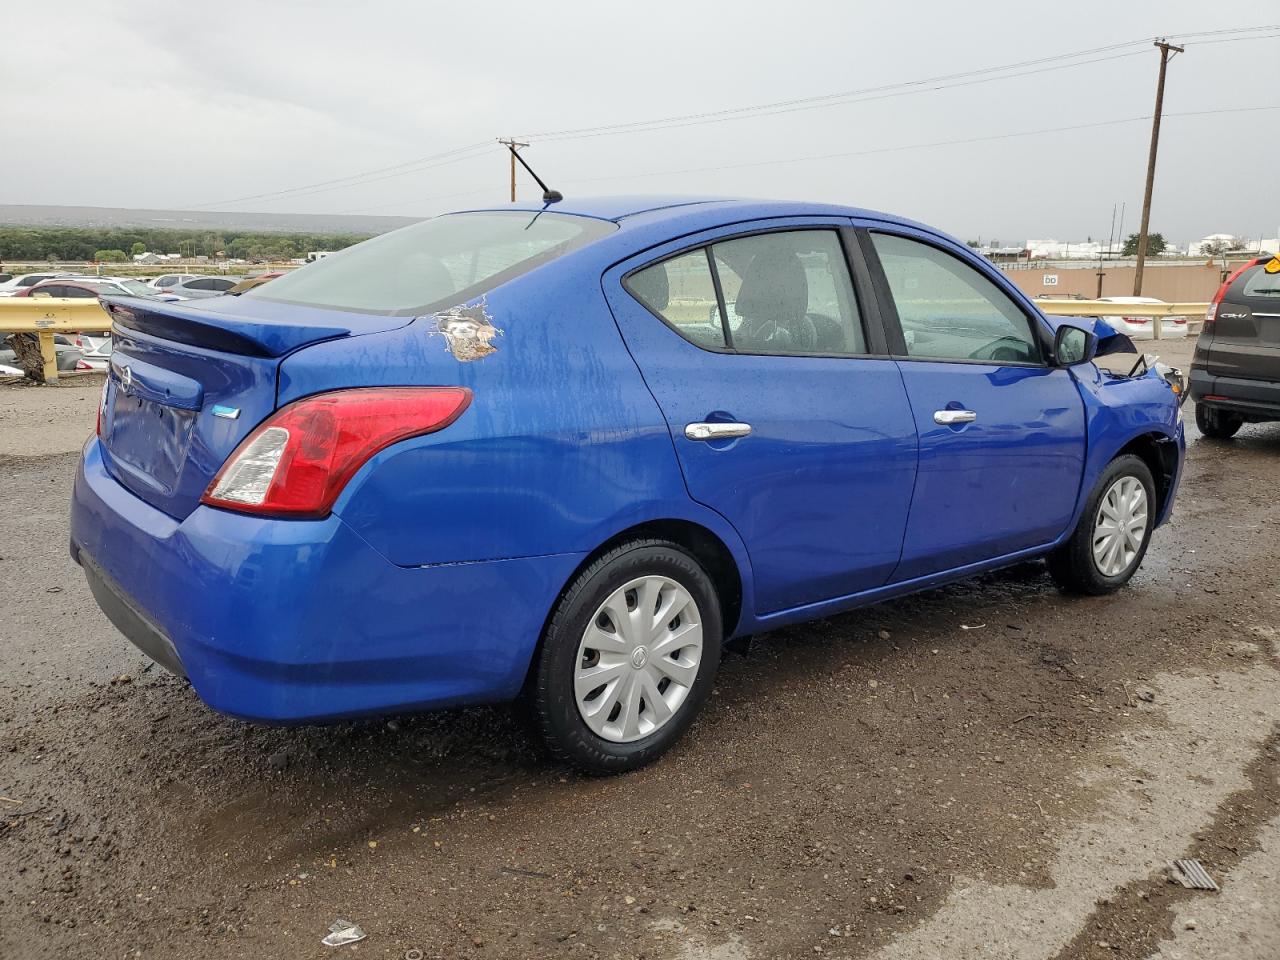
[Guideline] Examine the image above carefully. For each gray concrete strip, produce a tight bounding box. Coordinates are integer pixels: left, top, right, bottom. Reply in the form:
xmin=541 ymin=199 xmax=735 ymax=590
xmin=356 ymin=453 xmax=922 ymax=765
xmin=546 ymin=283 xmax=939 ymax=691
xmin=1145 ymin=808 xmax=1280 ymax=960
xmin=869 ymin=655 xmax=1280 ymax=960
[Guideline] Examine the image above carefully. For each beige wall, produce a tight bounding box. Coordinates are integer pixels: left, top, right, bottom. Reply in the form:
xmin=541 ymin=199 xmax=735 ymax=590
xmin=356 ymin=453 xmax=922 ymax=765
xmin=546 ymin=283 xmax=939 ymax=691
xmin=1002 ymin=260 xmax=1249 ymax=303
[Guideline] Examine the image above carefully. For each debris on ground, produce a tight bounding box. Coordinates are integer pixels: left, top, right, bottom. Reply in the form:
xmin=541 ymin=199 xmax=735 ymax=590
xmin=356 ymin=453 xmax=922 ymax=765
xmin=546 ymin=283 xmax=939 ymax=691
xmin=1168 ymin=859 xmax=1220 ymax=891
xmin=322 ymin=919 xmax=367 ymax=947
xmin=960 ymin=623 xmax=986 ymax=631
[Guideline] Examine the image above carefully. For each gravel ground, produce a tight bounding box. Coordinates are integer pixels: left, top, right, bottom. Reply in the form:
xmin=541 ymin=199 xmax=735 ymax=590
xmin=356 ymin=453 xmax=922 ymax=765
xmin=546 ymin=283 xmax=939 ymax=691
xmin=1 ymin=340 xmax=1277 ymax=960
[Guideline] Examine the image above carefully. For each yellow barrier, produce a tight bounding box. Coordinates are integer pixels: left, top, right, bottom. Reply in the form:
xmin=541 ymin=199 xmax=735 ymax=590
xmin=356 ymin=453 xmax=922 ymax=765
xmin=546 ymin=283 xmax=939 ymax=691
xmin=0 ymin=298 xmax=112 ymax=382
xmin=1036 ymin=299 xmax=1209 ymax=340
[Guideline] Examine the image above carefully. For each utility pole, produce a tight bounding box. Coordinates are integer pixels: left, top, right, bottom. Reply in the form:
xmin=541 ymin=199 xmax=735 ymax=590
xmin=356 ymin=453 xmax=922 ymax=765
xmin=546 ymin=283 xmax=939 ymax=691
xmin=1133 ymin=39 xmax=1184 ymax=295
xmin=498 ymin=138 xmax=529 ymax=202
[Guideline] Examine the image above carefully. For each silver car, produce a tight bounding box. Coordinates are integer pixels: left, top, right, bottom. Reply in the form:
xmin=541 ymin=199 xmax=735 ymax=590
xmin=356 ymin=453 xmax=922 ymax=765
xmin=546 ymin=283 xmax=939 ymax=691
xmin=164 ymin=275 xmax=242 ymax=299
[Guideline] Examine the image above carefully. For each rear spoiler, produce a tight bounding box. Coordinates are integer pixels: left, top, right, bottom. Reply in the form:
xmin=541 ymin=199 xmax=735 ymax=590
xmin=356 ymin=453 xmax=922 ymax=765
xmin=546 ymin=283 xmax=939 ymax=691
xmin=101 ymin=296 xmax=354 ymax=358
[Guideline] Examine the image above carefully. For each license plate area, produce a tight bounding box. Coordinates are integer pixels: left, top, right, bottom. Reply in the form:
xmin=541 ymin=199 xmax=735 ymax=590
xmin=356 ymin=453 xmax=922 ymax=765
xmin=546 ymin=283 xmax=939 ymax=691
xmin=106 ymin=391 xmax=198 ymax=497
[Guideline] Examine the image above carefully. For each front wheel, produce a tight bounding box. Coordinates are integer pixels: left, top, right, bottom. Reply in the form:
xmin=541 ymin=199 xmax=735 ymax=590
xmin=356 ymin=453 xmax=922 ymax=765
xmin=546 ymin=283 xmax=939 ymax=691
xmin=528 ymin=540 xmax=722 ymax=774
xmin=1195 ymin=403 xmax=1243 ymax=439
xmin=1047 ymin=454 xmax=1156 ymax=595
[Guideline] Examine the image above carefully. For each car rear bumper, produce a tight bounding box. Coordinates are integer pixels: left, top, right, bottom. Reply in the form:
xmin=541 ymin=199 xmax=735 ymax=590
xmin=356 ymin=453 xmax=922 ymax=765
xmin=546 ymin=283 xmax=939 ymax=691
xmin=1189 ymin=368 xmax=1280 ymax=419
xmin=71 ymin=438 xmax=582 ymax=723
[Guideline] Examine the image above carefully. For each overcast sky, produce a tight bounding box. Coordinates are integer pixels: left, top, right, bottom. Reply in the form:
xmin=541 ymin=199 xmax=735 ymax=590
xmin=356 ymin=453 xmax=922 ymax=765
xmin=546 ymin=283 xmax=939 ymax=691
xmin=4 ymin=2 xmax=1278 ymax=244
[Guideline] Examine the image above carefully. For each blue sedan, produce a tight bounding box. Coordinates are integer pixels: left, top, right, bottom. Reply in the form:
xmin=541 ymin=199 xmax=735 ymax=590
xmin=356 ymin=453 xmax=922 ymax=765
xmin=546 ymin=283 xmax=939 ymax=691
xmin=70 ymin=196 xmax=1185 ymax=773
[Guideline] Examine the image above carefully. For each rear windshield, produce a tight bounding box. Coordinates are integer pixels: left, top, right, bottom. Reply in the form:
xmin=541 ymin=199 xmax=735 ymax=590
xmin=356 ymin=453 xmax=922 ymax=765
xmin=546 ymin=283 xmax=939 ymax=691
xmin=246 ymin=211 xmax=616 ymax=316
xmin=1238 ymin=264 xmax=1280 ymax=299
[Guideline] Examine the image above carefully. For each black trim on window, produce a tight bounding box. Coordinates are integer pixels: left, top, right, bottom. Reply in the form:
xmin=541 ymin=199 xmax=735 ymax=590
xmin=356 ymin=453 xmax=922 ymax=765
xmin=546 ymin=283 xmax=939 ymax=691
xmin=705 ymin=246 xmax=734 ymax=348
xmin=859 ymin=227 xmax=1051 ymax=367
xmin=620 ymin=224 xmax=885 ymax=361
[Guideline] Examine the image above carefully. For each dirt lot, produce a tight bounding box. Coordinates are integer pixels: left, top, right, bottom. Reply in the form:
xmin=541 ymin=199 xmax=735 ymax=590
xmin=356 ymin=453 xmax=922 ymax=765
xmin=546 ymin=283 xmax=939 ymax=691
xmin=2 ymin=340 xmax=1278 ymax=960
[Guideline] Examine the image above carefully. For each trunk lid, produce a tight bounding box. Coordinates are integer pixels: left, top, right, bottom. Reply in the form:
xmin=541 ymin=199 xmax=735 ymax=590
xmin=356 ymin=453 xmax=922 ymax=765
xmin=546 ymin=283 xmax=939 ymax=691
xmin=98 ymin=295 xmax=412 ymax=520
xmin=1204 ymin=262 xmax=1280 ymax=380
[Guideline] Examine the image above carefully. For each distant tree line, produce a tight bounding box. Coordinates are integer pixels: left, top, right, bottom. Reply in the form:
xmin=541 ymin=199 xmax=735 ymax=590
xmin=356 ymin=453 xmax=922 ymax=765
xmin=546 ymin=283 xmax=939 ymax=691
xmin=0 ymin=226 xmax=372 ymax=262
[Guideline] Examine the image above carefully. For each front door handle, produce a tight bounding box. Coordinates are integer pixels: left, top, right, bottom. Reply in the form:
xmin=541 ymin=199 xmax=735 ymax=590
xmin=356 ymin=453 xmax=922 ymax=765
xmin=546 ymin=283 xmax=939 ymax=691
xmin=934 ymin=409 xmax=977 ymax=425
xmin=685 ymin=421 xmax=752 ymax=441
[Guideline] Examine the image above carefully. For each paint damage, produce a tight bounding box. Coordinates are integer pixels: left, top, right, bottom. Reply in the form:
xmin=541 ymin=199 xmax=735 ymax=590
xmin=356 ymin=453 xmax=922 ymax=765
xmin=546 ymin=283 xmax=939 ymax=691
xmin=429 ymin=297 xmax=502 ymax=362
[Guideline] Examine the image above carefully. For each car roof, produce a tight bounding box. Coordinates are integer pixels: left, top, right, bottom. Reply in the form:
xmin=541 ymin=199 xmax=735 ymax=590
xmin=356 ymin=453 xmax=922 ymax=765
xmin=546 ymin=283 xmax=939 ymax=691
xmin=1100 ymin=296 xmax=1163 ymax=303
xmin=449 ymin=194 xmax=931 ymax=232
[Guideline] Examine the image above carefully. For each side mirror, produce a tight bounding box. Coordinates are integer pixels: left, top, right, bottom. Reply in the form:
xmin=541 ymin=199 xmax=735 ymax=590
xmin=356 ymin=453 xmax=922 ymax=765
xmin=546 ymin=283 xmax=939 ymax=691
xmin=1053 ymin=323 xmax=1097 ymax=366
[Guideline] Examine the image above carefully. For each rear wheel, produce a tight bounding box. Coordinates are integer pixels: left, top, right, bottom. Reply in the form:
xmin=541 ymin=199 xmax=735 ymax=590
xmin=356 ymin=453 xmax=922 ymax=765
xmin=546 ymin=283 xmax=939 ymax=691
xmin=529 ymin=540 xmax=721 ymax=774
xmin=1047 ymin=454 xmax=1155 ymax=595
xmin=1195 ymin=403 xmax=1243 ymax=439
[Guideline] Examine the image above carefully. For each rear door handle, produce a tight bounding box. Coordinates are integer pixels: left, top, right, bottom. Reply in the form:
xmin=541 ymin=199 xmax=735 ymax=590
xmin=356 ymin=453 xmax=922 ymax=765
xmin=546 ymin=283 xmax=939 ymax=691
xmin=933 ymin=409 xmax=977 ymax=425
xmin=685 ymin=422 xmax=752 ymax=441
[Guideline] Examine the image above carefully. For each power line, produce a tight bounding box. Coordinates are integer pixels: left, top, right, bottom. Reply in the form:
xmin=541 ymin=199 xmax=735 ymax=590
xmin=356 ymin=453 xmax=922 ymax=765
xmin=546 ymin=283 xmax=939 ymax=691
xmin=186 ymin=23 xmax=1280 ymax=211
xmin=556 ymin=105 xmax=1280 ymax=187
xmin=344 ymin=104 xmax=1279 ymax=216
xmin=189 ymin=141 xmax=493 ymax=209
xmin=516 ymin=23 xmax=1280 ymax=143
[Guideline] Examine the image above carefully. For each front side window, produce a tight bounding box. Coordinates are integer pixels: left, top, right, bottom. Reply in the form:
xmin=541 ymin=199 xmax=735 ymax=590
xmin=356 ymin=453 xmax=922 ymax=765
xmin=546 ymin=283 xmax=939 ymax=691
xmin=626 ymin=229 xmax=867 ymax=357
xmin=247 ymin=211 xmax=616 ymax=316
xmin=871 ymin=233 xmax=1040 ymax=364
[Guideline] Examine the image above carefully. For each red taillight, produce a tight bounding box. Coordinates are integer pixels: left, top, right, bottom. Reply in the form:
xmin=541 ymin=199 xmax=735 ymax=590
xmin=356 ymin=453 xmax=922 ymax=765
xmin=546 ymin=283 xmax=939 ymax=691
xmin=1124 ymin=316 xmax=1150 ymax=325
xmin=1206 ymin=258 xmax=1264 ymax=330
xmin=201 ymin=387 xmax=472 ymax=518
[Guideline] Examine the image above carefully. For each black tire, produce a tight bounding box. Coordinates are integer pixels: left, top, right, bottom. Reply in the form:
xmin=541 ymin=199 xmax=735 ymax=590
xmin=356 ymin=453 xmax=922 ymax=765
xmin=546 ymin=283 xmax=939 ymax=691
xmin=528 ymin=539 xmax=722 ymax=775
xmin=1047 ymin=454 xmax=1156 ymax=596
xmin=1195 ymin=402 xmax=1243 ymax=440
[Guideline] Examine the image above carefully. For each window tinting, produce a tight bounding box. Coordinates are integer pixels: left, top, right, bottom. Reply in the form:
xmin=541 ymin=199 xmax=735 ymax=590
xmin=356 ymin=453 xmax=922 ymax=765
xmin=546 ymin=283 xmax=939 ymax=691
xmin=247 ymin=211 xmax=615 ymax=316
xmin=711 ymin=230 xmax=865 ymax=356
xmin=871 ymin=233 xmax=1040 ymax=364
xmin=626 ymin=250 xmax=726 ymax=349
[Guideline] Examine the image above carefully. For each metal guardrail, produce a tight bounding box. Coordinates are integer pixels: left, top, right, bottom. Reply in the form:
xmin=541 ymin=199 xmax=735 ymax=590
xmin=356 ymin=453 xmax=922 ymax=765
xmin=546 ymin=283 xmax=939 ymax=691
xmin=0 ymin=298 xmax=111 ymax=381
xmin=1035 ymin=299 xmax=1209 ymax=339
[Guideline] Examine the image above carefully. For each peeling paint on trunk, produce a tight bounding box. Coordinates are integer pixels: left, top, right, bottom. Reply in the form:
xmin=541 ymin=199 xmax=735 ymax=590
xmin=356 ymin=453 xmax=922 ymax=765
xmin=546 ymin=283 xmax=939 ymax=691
xmin=429 ymin=297 xmax=502 ymax=362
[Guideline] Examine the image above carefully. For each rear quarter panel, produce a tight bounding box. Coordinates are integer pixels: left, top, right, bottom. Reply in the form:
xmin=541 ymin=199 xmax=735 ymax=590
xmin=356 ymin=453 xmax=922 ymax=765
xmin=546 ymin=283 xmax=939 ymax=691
xmin=277 ymin=254 xmax=755 ymax=601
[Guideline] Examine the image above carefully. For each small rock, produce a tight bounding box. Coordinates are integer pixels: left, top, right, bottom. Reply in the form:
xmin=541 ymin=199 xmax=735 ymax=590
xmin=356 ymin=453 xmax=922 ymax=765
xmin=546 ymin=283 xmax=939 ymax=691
xmin=266 ymin=750 xmax=291 ymax=771
xmin=1136 ymin=688 xmax=1156 ymax=703
xmin=877 ymin=630 xmax=891 ymax=641
xmin=624 ymin=895 xmax=636 ymax=905
xmin=386 ymin=719 xmax=401 ymax=732
xmin=1185 ymin=919 xmax=1198 ymax=931
xmin=868 ymin=679 xmax=879 ymax=689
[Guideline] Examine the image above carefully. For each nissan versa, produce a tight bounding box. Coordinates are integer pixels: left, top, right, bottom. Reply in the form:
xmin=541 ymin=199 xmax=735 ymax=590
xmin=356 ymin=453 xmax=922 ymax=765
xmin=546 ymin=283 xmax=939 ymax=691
xmin=70 ymin=197 xmax=1186 ymax=773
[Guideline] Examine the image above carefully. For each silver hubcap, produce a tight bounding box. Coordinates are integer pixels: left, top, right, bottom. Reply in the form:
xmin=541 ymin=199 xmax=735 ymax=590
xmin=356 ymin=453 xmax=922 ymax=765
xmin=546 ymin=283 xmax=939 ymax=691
xmin=1093 ymin=476 xmax=1148 ymax=577
xmin=574 ymin=575 xmax=704 ymax=743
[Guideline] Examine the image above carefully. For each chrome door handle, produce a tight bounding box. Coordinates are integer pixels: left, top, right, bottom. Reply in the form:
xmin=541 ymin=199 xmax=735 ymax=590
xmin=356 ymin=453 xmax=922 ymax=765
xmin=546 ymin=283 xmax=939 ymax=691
xmin=685 ymin=422 xmax=752 ymax=441
xmin=934 ymin=409 xmax=977 ymax=425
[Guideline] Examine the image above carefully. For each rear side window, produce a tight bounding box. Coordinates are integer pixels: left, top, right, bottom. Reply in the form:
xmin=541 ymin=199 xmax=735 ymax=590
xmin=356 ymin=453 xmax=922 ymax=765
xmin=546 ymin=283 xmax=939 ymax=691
xmin=247 ymin=211 xmax=616 ymax=316
xmin=871 ymin=233 xmax=1040 ymax=364
xmin=626 ymin=229 xmax=867 ymax=356
xmin=208 ymin=278 xmax=234 ymax=291
xmin=627 ymin=250 xmax=726 ymax=349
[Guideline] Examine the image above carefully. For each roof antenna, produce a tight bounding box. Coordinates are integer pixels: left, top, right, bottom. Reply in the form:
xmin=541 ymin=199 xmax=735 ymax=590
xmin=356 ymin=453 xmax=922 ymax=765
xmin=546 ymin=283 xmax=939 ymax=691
xmin=500 ymin=139 xmax=562 ymax=204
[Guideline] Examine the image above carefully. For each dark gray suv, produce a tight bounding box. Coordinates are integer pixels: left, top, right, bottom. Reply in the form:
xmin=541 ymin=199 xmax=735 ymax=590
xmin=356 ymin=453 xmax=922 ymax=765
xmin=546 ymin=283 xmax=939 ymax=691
xmin=1191 ymin=255 xmax=1280 ymax=438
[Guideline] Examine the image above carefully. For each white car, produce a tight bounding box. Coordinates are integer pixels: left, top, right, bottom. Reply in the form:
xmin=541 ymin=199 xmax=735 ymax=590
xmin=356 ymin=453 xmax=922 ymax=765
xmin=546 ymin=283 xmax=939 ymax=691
xmin=1096 ymin=296 xmax=1188 ymax=340
xmin=148 ymin=273 xmax=200 ymax=292
xmin=0 ymin=271 xmax=73 ymax=296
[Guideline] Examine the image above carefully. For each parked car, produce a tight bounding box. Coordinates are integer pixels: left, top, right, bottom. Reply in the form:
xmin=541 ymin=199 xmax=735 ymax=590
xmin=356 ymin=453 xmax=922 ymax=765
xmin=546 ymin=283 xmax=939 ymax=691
xmin=227 ymin=272 xmax=284 ymax=295
xmin=164 ymin=275 xmax=242 ymax=299
xmin=148 ymin=273 xmax=199 ymax=292
xmin=71 ymin=197 xmax=1186 ymax=773
xmin=1190 ymin=255 xmax=1280 ymax=438
xmin=0 ymin=271 xmax=73 ymax=296
xmin=1093 ymin=296 xmax=1188 ymax=340
xmin=15 ymin=277 xmax=166 ymax=300
xmin=1 ymin=332 xmax=85 ymax=371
